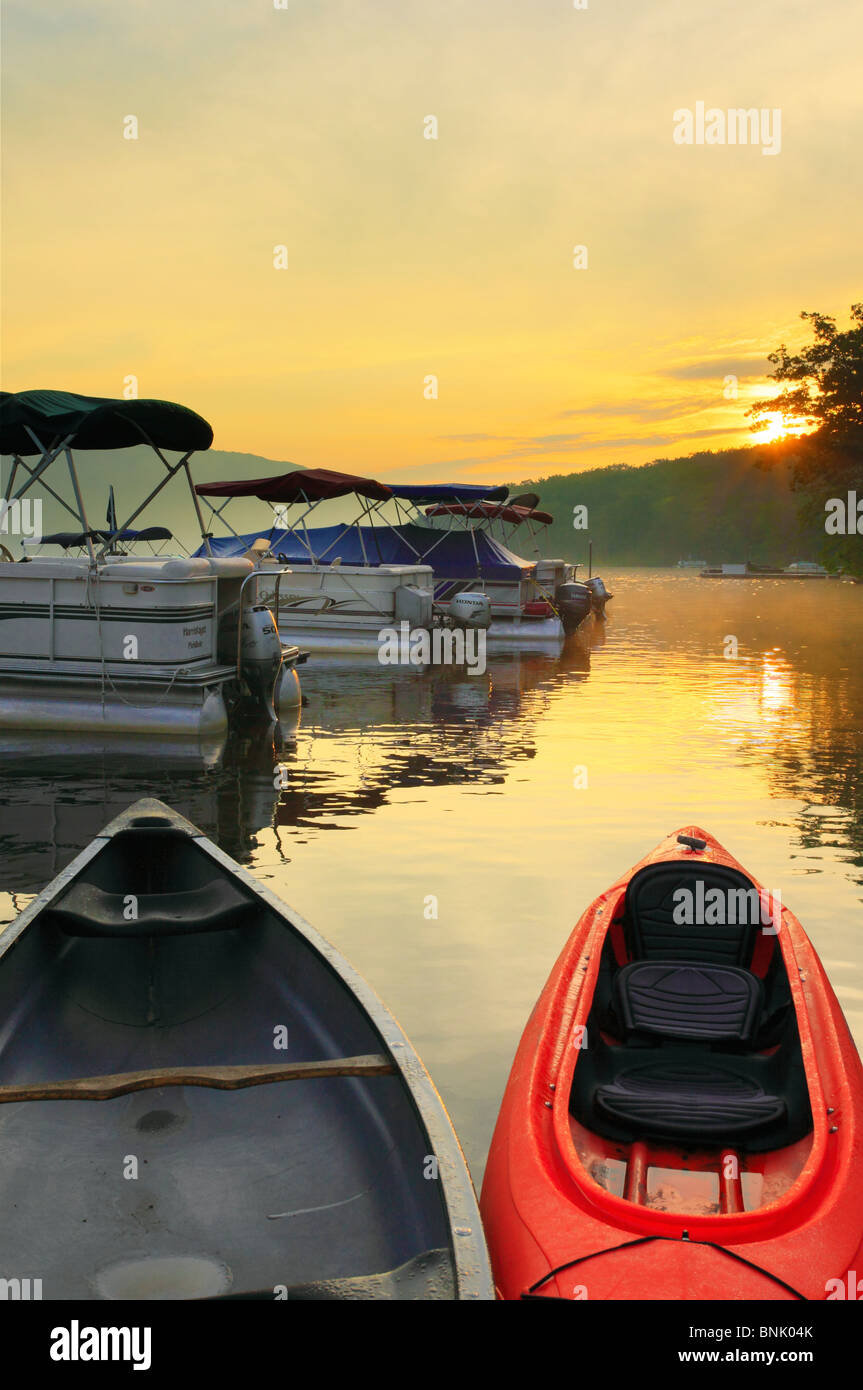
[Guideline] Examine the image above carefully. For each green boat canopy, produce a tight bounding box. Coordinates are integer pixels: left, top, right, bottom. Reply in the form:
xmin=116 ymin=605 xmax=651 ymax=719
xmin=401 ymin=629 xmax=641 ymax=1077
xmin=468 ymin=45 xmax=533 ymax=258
xmin=0 ymin=390 xmax=214 ymax=456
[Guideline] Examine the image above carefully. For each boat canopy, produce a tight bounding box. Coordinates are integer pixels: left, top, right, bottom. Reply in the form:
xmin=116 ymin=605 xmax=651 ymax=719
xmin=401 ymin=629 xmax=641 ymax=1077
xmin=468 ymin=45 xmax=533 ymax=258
xmin=426 ymin=502 xmax=554 ymax=526
xmin=198 ymin=522 xmax=534 ymax=581
xmin=196 ymin=468 xmax=392 ymax=504
xmin=0 ymin=390 xmax=213 ymax=456
xmin=36 ymin=526 xmax=173 ymax=549
xmin=387 ymin=482 xmax=509 ymax=503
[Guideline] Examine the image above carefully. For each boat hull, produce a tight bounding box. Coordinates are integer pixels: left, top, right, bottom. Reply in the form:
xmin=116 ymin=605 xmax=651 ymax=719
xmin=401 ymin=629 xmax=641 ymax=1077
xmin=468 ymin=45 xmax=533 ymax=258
xmin=272 ymin=609 xmax=564 ymax=653
xmin=0 ymin=555 xmax=303 ymax=732
xmin=0 ymin=668 xmax=232 ymax=736
xmin=485 ymin=617 xmax=564 ymax=647
xmin=481 ymin=827 xmax=863 ymax=1301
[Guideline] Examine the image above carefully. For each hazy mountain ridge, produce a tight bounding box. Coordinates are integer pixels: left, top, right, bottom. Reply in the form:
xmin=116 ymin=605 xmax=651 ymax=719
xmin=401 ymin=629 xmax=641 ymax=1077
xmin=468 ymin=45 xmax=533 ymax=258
xmin=3 ymin=441 xmax=836 ymax=567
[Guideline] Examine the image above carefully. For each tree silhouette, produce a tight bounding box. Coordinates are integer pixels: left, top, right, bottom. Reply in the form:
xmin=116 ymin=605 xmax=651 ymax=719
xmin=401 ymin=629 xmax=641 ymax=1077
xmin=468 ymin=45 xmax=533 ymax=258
xmin=748 ymin=305 xmax=862 ymax=571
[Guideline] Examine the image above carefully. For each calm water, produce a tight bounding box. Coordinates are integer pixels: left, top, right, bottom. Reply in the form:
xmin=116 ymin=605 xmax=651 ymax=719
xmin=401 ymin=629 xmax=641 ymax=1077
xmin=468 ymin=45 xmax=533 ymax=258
xmin=1 ymin=569 xmax=861 ymax=1184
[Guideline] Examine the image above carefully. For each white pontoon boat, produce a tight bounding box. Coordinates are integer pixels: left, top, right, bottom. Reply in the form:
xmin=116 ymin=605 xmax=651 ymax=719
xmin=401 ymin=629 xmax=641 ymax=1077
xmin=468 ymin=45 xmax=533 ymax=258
xmin=0 ymin=390 xmax=304 ymax=735
xmin=195 ymin=470 xmax=599 ymax=648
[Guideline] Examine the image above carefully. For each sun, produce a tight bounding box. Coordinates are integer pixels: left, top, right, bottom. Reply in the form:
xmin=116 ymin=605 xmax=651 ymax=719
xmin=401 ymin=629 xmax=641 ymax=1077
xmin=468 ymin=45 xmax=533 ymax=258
xmin=752 ymin=411 xmax=790 ymax=444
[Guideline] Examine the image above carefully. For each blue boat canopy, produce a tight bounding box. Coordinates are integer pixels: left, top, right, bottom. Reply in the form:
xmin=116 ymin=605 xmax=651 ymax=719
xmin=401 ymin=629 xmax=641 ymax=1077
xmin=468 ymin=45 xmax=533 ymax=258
xmin=386 ymin=482 xmax=509 ymax=504
xmin=197 ymin=522 xmax=533 ymax=581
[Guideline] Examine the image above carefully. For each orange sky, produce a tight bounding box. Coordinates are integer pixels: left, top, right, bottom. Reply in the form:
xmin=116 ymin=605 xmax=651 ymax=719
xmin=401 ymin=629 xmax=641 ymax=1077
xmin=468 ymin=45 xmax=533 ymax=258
xmin=2 ymin=1 xmax=861 ymax=483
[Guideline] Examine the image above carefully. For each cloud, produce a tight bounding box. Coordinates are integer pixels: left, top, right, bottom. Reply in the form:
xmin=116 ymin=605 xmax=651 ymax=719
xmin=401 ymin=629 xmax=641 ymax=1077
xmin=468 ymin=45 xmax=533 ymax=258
xmin=434 ymin=433 xmax=512 ymax=443
xmin=661 ymin=357 xmax=771 ymax=381
xmin=559 ymin=397 xmax=710 ymax=422
xmin=432 ymin=423 xmax=745 ymax=470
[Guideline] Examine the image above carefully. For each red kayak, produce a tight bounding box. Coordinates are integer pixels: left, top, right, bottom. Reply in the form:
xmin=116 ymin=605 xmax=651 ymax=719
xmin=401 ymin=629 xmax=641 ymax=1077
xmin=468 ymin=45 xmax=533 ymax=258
xmin=481 ymin=827 xmax=863 ymax=1300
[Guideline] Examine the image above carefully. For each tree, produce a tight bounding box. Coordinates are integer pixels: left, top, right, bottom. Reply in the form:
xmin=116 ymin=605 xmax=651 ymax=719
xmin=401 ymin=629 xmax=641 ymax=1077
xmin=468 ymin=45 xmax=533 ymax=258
xmin=748 ymin=305 xmax=863 ymax=571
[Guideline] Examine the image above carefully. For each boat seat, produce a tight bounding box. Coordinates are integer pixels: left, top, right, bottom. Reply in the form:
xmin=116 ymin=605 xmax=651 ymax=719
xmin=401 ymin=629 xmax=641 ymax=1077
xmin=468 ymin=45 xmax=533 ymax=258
xmin=613 ymin=961 xmax=763 ymax=1044
xmin=571 ymin=913 xmax=812 ymax=1151
xmin=43 ymin=878 xmax=258 ymax=938
xmin=594 ymin=1062 xmax=786 ymax=1143
xmin=624 ymin=861 xmax=763 ymax=967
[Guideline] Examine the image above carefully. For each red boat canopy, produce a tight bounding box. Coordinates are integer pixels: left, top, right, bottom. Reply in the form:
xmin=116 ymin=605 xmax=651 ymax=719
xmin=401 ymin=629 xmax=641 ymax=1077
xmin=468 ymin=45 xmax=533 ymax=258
xmin=196 ymin=468 xmax=393 ymax=504
xmin=425 ymin=501 xmax=554 ymax=526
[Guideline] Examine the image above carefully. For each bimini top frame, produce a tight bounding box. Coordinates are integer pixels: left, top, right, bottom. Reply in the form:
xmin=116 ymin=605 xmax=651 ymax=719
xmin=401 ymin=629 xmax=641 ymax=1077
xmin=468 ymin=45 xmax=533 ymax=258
xmin=196 ymin=468 xmax=394 ymax=568
xmin=194 ymin=467 xmax=517 ymax=574
xmin=0 ymin=389 xmax=215 ymax=563
xmin=419 ymin=494 xmax=561 ymax=564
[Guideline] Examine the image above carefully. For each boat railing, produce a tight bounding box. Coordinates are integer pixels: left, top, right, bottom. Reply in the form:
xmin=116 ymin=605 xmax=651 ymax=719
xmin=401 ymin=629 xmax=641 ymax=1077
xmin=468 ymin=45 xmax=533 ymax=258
xmin=234 ymin=567 xmax=292 ymax=678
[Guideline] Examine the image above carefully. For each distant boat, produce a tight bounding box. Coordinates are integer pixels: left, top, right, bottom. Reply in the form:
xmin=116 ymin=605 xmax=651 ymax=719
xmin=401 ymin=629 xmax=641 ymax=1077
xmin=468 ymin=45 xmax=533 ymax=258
xmin=700 ymin=561 xmax=835 ymax=580
xmin=676 ymin=558 xmax=706 ymax=568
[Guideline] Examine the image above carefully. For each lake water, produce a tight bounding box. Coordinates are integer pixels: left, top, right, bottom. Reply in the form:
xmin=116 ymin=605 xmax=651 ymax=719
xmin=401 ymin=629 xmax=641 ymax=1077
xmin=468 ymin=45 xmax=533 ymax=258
xmin=1 ymin=569 xmax=861 ymax=1185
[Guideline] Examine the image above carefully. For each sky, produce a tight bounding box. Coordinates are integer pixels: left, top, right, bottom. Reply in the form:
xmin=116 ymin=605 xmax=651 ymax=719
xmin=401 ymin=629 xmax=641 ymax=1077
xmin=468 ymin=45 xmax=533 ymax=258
xmin=2 ymin=0 xmax=861 ymax=485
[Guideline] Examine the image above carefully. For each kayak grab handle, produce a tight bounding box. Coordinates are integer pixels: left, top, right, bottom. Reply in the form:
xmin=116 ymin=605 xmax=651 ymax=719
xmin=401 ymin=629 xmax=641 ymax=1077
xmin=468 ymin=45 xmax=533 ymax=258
xmin=677 ymin=834 xmax=707 ymax=852
xmin=43 ymin=878 xmax=257 ymax=938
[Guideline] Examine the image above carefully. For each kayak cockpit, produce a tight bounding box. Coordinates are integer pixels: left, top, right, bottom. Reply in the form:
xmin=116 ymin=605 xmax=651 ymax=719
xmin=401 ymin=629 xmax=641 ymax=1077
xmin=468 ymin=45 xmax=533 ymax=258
xmin=567 ymin=848 xmax=815 ymax=1216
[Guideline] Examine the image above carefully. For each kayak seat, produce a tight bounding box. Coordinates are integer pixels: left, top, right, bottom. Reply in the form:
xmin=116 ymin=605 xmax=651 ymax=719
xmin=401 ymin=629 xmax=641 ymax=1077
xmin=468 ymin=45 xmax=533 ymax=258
xmin=571 ymin=934 xmax=813 ymax=1152
xmin=43 ymin=877 xmax=258 ymax=938
xmin=613 ymin=962 xmax=763 ymax=1044
xmin=624 ymin=861 xmax=764 ymax=967
xmin=594 ymin=1063 xmax=786 ymax=1142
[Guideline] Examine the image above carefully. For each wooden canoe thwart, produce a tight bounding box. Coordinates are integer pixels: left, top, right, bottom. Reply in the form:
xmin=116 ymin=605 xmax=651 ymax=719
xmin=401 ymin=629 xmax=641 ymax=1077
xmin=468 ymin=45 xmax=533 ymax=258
xmin=0 ymin=1055 xmax=396 ymax=1104
xmin=0 ymin=798 xmax=493 ymax=1301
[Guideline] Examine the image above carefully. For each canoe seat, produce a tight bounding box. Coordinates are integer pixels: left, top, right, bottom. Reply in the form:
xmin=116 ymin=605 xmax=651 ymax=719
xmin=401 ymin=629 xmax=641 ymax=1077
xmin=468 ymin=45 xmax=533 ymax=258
xmin=613 ymin=962 xmax=763 ymax=1044
xmin=43 ymin=878 xmax=258 ymax=937
xmin=594 ymin=1063 xmax=787 ymax=1142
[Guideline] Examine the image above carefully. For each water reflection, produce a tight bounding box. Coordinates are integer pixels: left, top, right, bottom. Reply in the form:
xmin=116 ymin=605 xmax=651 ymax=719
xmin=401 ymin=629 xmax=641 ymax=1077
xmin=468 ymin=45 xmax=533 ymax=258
xmin=0 ymin=638 xmax=595 ymax=902
xmin=2 ymin=582 xmax=861 ymax=899
xmin=0 ymin=573 xmax=860 ymax=1175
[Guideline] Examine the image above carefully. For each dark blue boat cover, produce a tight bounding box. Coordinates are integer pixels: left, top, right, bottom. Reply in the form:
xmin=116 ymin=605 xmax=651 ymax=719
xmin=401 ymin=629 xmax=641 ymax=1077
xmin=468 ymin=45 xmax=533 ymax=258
xmin=387 ymin=483 xmax=509 ymax=503
xmin=198 ymin=522 xmax=534 ymax=580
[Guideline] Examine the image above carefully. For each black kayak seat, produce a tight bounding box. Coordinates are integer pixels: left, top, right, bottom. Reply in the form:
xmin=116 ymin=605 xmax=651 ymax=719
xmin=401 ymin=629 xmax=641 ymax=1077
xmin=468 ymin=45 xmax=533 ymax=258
xmin=594 ymin=1063 xmax=787 ymax=1142
xmin=43 ymin=878 xmax=258 ymax=938
xmin=569 ymin=857 xmax=811 ymax=1151
xmin=624 ymin=861 xmax=763 ymax=967
xmin=613 ymin=961 xmax=763 ymax=1044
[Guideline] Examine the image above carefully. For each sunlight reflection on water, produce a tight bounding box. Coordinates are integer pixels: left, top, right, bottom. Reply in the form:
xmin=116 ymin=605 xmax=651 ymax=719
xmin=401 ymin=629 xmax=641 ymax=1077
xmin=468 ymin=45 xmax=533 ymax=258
xmin=1 ymin=570 xmax=860 ymax=1179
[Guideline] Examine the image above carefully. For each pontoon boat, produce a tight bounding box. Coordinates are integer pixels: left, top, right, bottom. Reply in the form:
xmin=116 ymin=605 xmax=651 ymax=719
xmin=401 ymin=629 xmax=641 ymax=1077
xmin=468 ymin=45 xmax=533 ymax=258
xmin=0 ymin=390 xmax=304 ymax=735
xmin=195 ymin=469 xmax=603 ymax=647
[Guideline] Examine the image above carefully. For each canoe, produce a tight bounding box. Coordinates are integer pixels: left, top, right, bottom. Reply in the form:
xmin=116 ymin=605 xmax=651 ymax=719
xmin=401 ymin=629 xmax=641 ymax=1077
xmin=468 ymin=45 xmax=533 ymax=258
xmin=481 ymin=827 xmax=863 ymax=1300
xmin=0 ymin=798 xmax=492 ymax=1301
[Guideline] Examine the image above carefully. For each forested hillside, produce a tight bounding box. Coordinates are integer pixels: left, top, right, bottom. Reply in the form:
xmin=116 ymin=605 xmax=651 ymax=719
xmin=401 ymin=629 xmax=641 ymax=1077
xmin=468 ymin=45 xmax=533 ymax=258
xmin=510 ymin=446 xmax=837 ymax=568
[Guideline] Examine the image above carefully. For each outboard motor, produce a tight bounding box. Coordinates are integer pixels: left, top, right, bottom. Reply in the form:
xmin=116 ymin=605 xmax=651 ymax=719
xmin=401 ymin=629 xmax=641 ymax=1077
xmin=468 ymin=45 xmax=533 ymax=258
xmin=584 ymin=575 xmax=612 ymax=616
xmin=449 ymin=591 xmax=492 ymax=630
xmin=238 ymin=606 xmax=283 ymax=722
xmin=554 ymin=580 xmax=593 ymax=634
